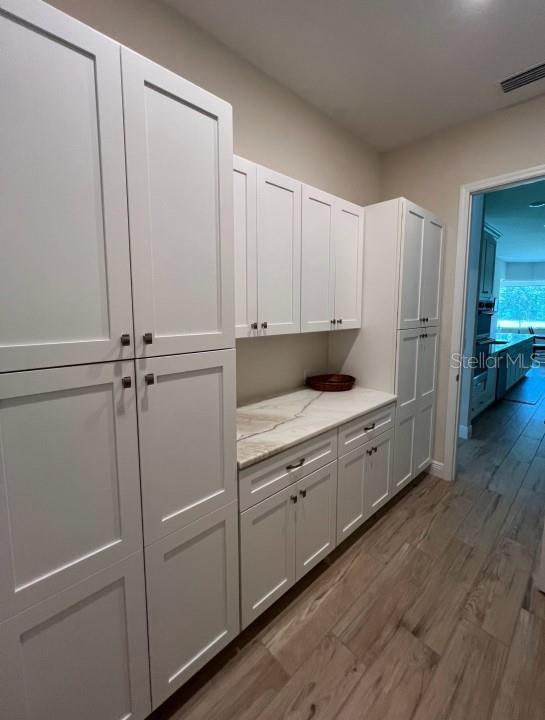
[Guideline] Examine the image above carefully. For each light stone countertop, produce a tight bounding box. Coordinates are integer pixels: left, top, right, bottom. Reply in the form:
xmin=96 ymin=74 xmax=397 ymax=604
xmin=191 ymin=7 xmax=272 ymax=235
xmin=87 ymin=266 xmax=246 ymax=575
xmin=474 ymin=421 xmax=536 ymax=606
xmin=237 ymin=386 xmax=397 ymax=469
xmin=488 ymin=333 xmax=533 ymax=355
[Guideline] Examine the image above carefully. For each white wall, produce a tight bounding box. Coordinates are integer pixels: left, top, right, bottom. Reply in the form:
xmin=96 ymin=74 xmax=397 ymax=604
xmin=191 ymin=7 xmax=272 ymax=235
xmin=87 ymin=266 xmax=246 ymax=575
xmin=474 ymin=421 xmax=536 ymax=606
xmin=46 ymin=0 xmax=380 ymax=405
xmin=381 ymin=93 xmax=545 ymax=462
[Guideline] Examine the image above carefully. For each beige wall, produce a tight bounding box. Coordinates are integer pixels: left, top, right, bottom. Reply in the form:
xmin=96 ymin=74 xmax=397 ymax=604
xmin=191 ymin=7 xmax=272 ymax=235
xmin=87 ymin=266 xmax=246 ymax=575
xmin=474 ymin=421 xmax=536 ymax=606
xmin=47 ymin=0 xmax=380 ymax=405
xmin=381 ymin=94 xmax=545 ymax=462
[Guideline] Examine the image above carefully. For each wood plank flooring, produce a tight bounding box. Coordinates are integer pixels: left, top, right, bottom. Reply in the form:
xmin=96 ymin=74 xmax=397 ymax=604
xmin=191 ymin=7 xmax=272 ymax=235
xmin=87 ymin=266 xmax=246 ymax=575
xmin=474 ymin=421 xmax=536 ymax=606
xmin=151 ymin=371 xmax=545 ymax=720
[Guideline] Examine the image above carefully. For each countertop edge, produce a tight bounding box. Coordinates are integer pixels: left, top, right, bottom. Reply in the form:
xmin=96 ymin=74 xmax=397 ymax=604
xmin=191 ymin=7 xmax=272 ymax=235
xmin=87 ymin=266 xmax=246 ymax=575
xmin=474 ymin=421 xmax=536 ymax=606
xmin=237 ymin=395 xmax=397 ymax=471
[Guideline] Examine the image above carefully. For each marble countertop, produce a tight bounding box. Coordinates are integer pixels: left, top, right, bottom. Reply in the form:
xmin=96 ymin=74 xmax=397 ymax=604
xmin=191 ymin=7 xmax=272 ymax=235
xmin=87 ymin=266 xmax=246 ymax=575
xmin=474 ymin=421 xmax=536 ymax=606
xmin=237 ymin=386 xmax=397 ymax=469
xmin=488 ymin=333 xmax=533 ymax=355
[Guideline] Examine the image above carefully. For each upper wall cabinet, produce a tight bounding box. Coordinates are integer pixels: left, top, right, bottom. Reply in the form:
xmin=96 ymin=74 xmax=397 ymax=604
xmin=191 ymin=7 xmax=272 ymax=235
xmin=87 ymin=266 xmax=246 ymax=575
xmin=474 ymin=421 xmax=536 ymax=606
xmin=233 ymin=156 xmax=258 ymax=338
xmin=301 ymin=185 xmax=363 ymax=332
xmin=0 ymin=0 xmax=133 ymax=372
xmin=122 ymin=48 xmax=234 ymax=357
xmin=479 ymin=230 xmax=497 ymax=300
xmin=398 ymin=201 xmax=444 ymax=329
xmin=256 ymin=166 xmax=302 ymax=335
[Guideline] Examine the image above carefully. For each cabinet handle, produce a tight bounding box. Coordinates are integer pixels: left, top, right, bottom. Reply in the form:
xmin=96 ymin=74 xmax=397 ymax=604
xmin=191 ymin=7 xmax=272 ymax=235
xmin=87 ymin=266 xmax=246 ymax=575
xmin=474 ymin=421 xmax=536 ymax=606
xmin=143 ymin=332 xmax=153 ymax=344
xmin=286 ymin=458 xmax=305 ymax=470
xmin=426 ymin=317 xmax=429 ymax=322
xmin=120 ymin=333 xmax=131 ymax=346
xmin=331 ymin=319 xmax=337 ymax=325
xmin=364 ymin=422 xmax=376 ymax=431
xmin=290 ymin=494 xmax=298 ymax=503
xmin=121 ymin=376 xmax=132 ymax=388
xmin=337 ymin=318 xmax=343 ymax=325
xmin=145 ymin=373 xmax=155 ymax=385
xmin=366 ymin=448 xmax=373 ymax=456
xmin=251 ymin=322 xmax=258 ymax=330
xmin=299 ymin=489 xmax=307 ymax=498
xmin=373 ymin=446 xmax=378 ymax=453
xmin=261 ymin=321 xmax=268 ymax=329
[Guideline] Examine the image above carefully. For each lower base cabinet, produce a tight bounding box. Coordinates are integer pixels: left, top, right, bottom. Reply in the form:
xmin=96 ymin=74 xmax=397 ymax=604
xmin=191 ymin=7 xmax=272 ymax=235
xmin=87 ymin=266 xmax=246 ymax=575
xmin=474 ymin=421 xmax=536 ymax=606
xmin=337 ymin=429 xmax=393 ymax=543
xmin=240 ymin=462 xmax=337 ymax=629
xmin=1 ymin=552 xmax=151 ymax=720
xmin=145 ymin=501 xmax=240 ymax=708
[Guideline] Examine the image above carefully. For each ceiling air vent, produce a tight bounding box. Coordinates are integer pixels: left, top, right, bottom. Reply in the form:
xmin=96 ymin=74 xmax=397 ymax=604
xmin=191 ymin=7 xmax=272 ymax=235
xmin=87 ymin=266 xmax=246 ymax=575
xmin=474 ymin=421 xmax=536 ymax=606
xmin=500 ymin=62 xmax=545 ymax=93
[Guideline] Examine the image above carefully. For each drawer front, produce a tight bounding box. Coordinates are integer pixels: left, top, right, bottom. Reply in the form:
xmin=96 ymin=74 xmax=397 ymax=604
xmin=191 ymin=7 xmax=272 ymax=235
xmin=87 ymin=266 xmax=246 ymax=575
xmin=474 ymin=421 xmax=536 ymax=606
xmin=239 ymin=430 xmax=338 ymax=511
xmin=338 ymin=403 xmax=395 ymax=456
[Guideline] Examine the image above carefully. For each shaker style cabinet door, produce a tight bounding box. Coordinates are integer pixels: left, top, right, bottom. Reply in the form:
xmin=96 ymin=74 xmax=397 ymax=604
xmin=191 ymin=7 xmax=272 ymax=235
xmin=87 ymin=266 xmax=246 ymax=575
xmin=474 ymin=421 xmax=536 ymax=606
xmin=0 ymin=362 xmax=142 ymax=620
xmin=145 ymin=503 xmax=239 ymax=708
xmin=136 ymin=350 xmax=236 ymax=545
xmin=393 ymin=329 xmax=420 ymax=494
xmin=256 ymin=166 xmax=302 ymax=335
xmin=1 ymin=552 xmax=151 ymax=720
xmin=233 ymin=156 xmax=258 ymax=338
xmin=333 ymin=200 xmax=364 ymax=330
xmin=295 ymin=463 xmax=337 ymax=579
xmin=363 ymin=429 xmax=393 ymax=519
xmin=420 ymin=215 xmax=444 ymax=326
xmin=414 ymin=327 xmax=439 ymax=475
xmin=240 ymin=486 xmax=296 ymax=628
xmin=301 ymin=185 xmax=336 ymax=333
xmin=122 ymin=48 xmax=234 ymax=357
xmin=398 ymin=202 xmax=426 ymax=329
xmin=0 ymin=0 xmax=133 ymax=372
xmin=336 ymin=444 xmax=368 ymax=544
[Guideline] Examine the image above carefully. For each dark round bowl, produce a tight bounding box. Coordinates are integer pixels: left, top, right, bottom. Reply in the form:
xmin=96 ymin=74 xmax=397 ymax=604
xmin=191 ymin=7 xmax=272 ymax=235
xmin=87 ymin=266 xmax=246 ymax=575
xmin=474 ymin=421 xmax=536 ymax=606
xmin=306 ymin=373 xmax=356 ymax=392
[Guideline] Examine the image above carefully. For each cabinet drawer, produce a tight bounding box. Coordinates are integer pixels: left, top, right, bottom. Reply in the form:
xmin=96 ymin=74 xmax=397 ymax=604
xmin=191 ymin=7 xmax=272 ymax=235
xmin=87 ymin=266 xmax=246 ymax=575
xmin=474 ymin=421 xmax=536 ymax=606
xmin=338 ymin=403 xmax=395 ymax=456
xmin=238 ymin=430 xmax=338 ymax=511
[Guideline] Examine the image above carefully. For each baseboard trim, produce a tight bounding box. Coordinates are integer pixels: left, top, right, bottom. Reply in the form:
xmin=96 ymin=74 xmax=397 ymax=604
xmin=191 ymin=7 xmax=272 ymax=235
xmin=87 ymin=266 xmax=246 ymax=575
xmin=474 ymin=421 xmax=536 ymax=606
xmin=458 ymin=424 xmax=472 ymax=440
xmin=429 ymin=460 xmax=446 ymax=480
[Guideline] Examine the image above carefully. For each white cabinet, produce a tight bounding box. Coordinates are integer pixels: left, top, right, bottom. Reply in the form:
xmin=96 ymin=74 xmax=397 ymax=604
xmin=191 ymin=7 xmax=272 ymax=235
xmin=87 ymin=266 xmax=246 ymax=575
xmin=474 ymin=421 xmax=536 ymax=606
xmin=301 ymin=186 xmax=363 ymax=332
xmin=301 ymin=186 xmax=336 ymax=332
xmin=398 ymin=201 xmax=444 ymax=329
xmin=1 ymin=552 xmax=151 ymax=720
xmin=145 ymin=502 xmax=239 ymax=708
xmin=240 ymin=485 xmax=296 ymax=628
xmin=295 ymin=463 xmax=337 ymax=579
xmin=136 ymin=350 xmax=236 ymax=545
xmin=233 ymin=156 xmax=258 ymax=338
xmin=337 ymin=429 xmax=393 ymax=544
xmin=0 ymin=362 xmax=142 ymax=620
xmin=122 ymin=48 xmax=234 ymax=356
xmin=240 ymin=460 xmax=337 ymax=628
xmin=393 ymin=327 xmax=439 ymax=493
xmin=256 ymin=166 xmax=302 ymax=335
xmin=0 ymin=0 xmax=133 ymax=372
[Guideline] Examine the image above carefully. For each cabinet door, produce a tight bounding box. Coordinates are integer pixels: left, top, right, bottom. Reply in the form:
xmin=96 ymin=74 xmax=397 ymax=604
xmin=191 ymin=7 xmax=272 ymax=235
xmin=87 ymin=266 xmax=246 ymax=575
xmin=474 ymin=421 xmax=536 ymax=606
xmin=295 ymin=462 xmax=337 ymax=580
xmin=146 ymin=503 xmax=239 ymax=708
xmin=336 ymin=443 xmax=369 ymax=544
xmin=398 ymin=202 xmax=426 ymax=329
xmin=414 ymin=328 xmax=439 ymax=475
xmin=1 ymin=552 xmax=151 ymax=720
xmin=234 ymin=156 xmax=258 ymax=338
xmin=364 ymin=429 xmax=393 ymax=520
xmin=0 ymin=362 xmax=142 ymax=620
xmin=0 ymin=0 xmax=133 ymax=372
xmin=240 ymin=486 xmax=296 ymax=628
xmin=256 ymin=166 xmax=301 ymax=335
xmin=393 ymin=329 xmax=421 ymax=493
xmin=333 ymin=200 xmax=364 ymax=330
xmin=122 ymin=48 xmax=234 ymax=357
xmin=137 ymin=350 xmax=236 ymax=545
xmin=480 ymin=234 xmax=497 ymax=300
xmin=301 ymin=185 xmax=335 ymax=333
xmin=420 ymin=215 xmax=444 ymax=326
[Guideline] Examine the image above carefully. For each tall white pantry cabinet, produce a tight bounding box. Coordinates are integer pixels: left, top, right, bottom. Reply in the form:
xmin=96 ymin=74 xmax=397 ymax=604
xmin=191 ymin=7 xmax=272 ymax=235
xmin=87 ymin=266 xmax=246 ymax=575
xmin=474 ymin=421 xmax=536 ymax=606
xmin=0 ymin=1 xmax=238 ymax=718
xmin=337 ymin=199 xmax=444 ymax=492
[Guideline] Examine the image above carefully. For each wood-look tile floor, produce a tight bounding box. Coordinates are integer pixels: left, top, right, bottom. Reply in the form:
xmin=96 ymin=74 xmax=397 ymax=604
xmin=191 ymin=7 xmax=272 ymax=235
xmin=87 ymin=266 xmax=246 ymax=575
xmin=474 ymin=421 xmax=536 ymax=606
xmin=151 ymin=372 xmax=545 ymax=720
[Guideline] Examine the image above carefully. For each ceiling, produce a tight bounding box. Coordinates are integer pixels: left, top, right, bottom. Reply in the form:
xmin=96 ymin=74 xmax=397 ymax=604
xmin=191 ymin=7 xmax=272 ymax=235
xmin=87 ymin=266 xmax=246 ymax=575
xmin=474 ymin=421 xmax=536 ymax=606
xmin=485 ymin=178 xmax=545 ymax=262
xmin=163 ymin=0 xmax=545 ymax=150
